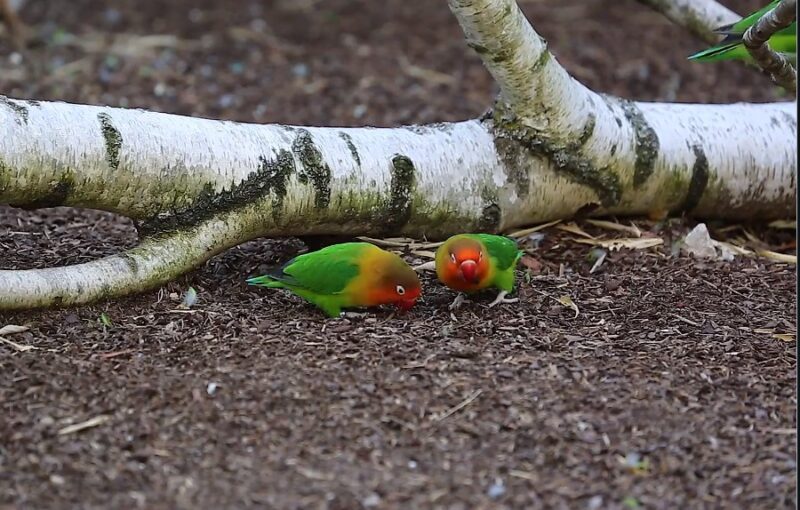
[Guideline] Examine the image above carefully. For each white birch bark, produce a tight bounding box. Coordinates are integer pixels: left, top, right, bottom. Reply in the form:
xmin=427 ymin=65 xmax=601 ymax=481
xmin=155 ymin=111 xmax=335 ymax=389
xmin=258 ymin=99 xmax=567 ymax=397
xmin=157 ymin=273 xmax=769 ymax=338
xmin=636 ymin=0 xmax=740 ymax=44
xmin=0 ymin=0 xmax=796 ymax=310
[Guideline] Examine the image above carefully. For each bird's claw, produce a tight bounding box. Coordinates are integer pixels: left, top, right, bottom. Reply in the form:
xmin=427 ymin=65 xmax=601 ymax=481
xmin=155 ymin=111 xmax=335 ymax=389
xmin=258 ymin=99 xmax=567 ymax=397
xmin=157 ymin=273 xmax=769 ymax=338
xmin=340 ymin=311 xmax=368 ymax=320
xmin=487 ymin=291 xmax=518 ymax=308
xmin=449 ymin=294 xmax=466 ymax=310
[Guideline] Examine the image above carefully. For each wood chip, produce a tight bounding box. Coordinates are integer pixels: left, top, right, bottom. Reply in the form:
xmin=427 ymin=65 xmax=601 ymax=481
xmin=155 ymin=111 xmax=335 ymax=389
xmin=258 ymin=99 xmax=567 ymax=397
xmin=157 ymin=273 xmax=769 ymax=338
xmin=57 ymin=415 xmax=111 ymax=435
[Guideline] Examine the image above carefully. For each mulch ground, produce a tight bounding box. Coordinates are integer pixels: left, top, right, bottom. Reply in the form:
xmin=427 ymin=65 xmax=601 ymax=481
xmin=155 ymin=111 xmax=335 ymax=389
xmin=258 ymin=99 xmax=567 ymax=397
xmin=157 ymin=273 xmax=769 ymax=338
xmin=0 ymin=0 xmax=796 ymax=508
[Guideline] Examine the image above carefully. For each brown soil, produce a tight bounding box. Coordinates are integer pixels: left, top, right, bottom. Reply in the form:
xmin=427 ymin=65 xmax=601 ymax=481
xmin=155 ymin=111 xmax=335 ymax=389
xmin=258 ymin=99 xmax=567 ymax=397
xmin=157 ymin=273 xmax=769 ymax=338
xmin=0 ymin=0 xmax=796 ymax=509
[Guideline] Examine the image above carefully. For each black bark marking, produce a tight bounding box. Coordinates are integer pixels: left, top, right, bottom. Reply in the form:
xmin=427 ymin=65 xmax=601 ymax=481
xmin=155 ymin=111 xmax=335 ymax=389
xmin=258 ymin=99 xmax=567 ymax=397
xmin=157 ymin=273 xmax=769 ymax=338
xmin=578 ymin=114 xmax=596 ymax=146
xmin=0 ymin=95 xmax=28 ymax=124
xmin=138 ymin=150 xmax=296 ymax=235
xmin=98 ymin=113 xmax=123 ymax=171
xmin=380 ymin=154 xmax=416 ymax=231
xmin=680 ymin=144 xmax=709 ymax=213
xmin=617 ymin=98 xmax=659 ymax=188
xmin=339 ymin=132 xmax=361 ymax=167
xmin=292 ymin=129 xmax=331 ymax=209
xmin=120 ymin=253 xmax=139 ymax=274
xmin=491 ymin=109 xmax=622 ymax=207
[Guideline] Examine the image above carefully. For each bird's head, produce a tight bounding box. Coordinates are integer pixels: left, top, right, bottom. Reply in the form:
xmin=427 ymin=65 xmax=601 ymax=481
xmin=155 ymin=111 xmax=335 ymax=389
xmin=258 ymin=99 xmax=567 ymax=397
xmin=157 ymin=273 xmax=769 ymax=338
xmin=372 ymin=256 xmax=422 ymax=312
xmin=442 ymin=236 xmax=489 ymax=285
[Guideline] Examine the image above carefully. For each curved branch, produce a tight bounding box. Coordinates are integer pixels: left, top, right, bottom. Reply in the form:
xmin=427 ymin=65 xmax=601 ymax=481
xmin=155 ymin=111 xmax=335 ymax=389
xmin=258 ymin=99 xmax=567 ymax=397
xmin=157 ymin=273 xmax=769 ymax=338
xmin=446 ymin=0 xmax=591 ymax=136
xmin=636 ymin=0 xmax=740 ymax=44
xmin=0 ymin=0 xmax=797 ymax=309
xmin=0 ymin=212 xmax=258 ymax=309
xmin=743 ymin=0 xmax=797 ymax=93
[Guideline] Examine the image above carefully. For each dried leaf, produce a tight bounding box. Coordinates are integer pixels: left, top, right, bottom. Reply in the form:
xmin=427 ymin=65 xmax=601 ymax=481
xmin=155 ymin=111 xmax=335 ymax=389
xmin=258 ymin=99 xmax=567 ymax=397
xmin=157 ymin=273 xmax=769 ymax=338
xmin=768 ymin=219 xmax=796 ymax=230
xmin=520 ymin=255 xmax=543 ymax=273
xmin=585 ymin=219 xmax=641 ymax=237
xmin=508 ymin=219 xmax=562 ymax=239
xmin=716 ymin=241 xmax=753 ymax=256
xmin=0 ymin=325 xmax=29 ymax=336
xmin=589 ymin=248 xmax=607 ymax=273
xmin=742 ymin=229 xmax=770 ymax=249
xmin=181 ymin=287 xmax=198 ymax=308
xmin=557 ymin=222 xmax=595 ymax=239
xmin=773 ymin=333 xmax=795 ymax=342
xmin=756 ymin=250 xmax=797 ymax=264
xmin=575 ymin=237 xmax=663 ymax=251
xmin=557 ymin=295 xmax=579 ymax=318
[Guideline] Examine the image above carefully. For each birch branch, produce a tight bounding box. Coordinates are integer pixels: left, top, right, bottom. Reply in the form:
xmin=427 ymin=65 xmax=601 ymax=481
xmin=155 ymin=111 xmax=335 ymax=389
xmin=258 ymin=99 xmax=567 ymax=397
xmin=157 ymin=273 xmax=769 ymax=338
xmin=743 ymin=0 xmax=797 ymax=93
xmin=0 ymin=0 xmax=796 ymax=310
xmin=636 ymin=0 xmax=740 ymax=44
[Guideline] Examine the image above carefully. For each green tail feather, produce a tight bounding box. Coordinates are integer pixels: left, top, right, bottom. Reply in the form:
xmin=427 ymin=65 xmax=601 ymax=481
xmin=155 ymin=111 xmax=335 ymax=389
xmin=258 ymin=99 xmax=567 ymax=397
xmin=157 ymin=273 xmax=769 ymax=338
xmin=688 ymin=42 xmax=747 ymax=62
xmin=246 ymin=275 xmax=284 ymax=287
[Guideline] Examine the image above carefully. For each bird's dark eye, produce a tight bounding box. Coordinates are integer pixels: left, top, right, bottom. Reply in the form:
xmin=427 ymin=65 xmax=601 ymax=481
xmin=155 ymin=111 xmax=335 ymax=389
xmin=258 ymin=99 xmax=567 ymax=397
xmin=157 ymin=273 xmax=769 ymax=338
xmin=479 ymin=251 xmax=483 ymax=260
xmin=449 ymin=253 xmax=456 ymax=263
xmin=396 ymin=285 xmax=406 ymax=295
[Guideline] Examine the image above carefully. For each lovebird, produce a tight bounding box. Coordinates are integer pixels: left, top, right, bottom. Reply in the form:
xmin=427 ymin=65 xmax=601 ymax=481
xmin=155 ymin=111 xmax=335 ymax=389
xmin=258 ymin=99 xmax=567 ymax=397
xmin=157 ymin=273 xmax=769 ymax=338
xmin=433 ymin=233 xmax=523 ymax=309
xmin=247 ymin=242 xmax=422 ymax=318
xmin=688 ymin=0 xmax=797 ymax=63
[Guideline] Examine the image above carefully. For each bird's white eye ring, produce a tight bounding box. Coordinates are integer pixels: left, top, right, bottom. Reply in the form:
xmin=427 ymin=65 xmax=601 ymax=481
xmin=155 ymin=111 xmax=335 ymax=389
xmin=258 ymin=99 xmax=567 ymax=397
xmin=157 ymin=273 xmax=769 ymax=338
xmin=479 ymin=252 xmax=483 ymax=260
xmin=396 ymin=285 xmax=406 ymax=295
xmin=450 ymin=253 xmax=456 ymax=263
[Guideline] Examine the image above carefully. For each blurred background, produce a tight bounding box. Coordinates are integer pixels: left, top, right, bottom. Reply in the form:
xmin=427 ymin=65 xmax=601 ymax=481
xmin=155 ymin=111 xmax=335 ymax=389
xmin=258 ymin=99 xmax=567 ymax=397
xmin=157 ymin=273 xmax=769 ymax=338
xmin=0 ymin=0 xmax=782 ymax=130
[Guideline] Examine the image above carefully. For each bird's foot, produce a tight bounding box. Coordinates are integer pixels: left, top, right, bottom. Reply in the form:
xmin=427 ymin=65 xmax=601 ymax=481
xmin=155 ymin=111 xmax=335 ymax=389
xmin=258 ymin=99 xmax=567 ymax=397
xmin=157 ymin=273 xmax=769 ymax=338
xmin=414 ymin=261 xmax=436 ymax=272
xmin=340 ymin=311 xmax=368 ymax=320
xmin=449 ymin=293 xmax=467 ymax=310
xmin=487 ymin=290 xmax=518 ymax=308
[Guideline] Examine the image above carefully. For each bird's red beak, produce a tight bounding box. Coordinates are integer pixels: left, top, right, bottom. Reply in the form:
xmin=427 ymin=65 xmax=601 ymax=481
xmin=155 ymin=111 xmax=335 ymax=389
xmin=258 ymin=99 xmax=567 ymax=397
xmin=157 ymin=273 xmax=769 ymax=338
xmin=395 ymin=298 xmax=418 ymax=312
xmin=460 ymin=259 xmax=479 ymax=283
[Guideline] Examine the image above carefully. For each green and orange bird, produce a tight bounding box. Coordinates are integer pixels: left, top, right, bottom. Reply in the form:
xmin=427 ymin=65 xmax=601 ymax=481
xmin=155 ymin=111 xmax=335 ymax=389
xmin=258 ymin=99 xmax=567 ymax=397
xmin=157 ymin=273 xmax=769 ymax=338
xmin=688 ymin=0 xmax=797 ymax=64
xmin=246 ymin=242 xmax=422 ymax=318
xmin=433 ymin=234 xmax=523 ymax=310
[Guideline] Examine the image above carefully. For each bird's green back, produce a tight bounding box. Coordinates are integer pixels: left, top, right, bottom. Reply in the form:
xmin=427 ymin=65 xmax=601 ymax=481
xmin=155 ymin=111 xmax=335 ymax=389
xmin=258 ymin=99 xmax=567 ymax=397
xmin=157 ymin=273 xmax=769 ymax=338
xmin=472 ymin=234 xmax=523 ymax=270
xmin=251 ymin=242 xmax=365 ymax=294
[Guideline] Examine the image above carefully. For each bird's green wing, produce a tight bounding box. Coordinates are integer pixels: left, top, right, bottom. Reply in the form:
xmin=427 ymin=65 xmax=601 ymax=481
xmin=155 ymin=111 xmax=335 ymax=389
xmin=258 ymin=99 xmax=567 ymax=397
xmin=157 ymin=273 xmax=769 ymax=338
xmin=249 ymin=243 xmax=365 ymax=295
xmin=473 ymin=234 xmax=522 ymax=270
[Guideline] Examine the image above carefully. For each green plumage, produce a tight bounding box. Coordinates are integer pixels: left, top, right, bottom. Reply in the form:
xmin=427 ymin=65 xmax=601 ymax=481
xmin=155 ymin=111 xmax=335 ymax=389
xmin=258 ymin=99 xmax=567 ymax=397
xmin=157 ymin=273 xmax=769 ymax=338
xmin=247 ymin=243 xmax=366 ymax=317
xmin=466 ymin=233 xmax=523 ymax=293
xmin=689 ymin=1 xmax=797 ymax=63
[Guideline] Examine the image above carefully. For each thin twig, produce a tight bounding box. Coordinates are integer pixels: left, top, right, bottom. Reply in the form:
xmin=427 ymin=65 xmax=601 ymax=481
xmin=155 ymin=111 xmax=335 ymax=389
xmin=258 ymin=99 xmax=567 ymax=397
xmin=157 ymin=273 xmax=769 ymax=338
xmin=743 ymin=0 xmax=797 ymax=93
xmin=434 ymin=389 xmax=483 ymax=422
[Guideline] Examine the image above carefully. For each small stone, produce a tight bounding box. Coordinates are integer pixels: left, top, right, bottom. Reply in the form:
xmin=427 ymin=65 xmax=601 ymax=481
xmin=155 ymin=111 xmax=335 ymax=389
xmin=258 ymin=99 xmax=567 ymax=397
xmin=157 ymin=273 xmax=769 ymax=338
xmin=587 ymin=495 xmax=604 ymax=510
xmin=362 ymin=493 xmax=381 ymax=508
xmin=487 ymin=479 xmax=505 ymax=499
xmin=206 ymin=382 xmax=219 ymax=396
